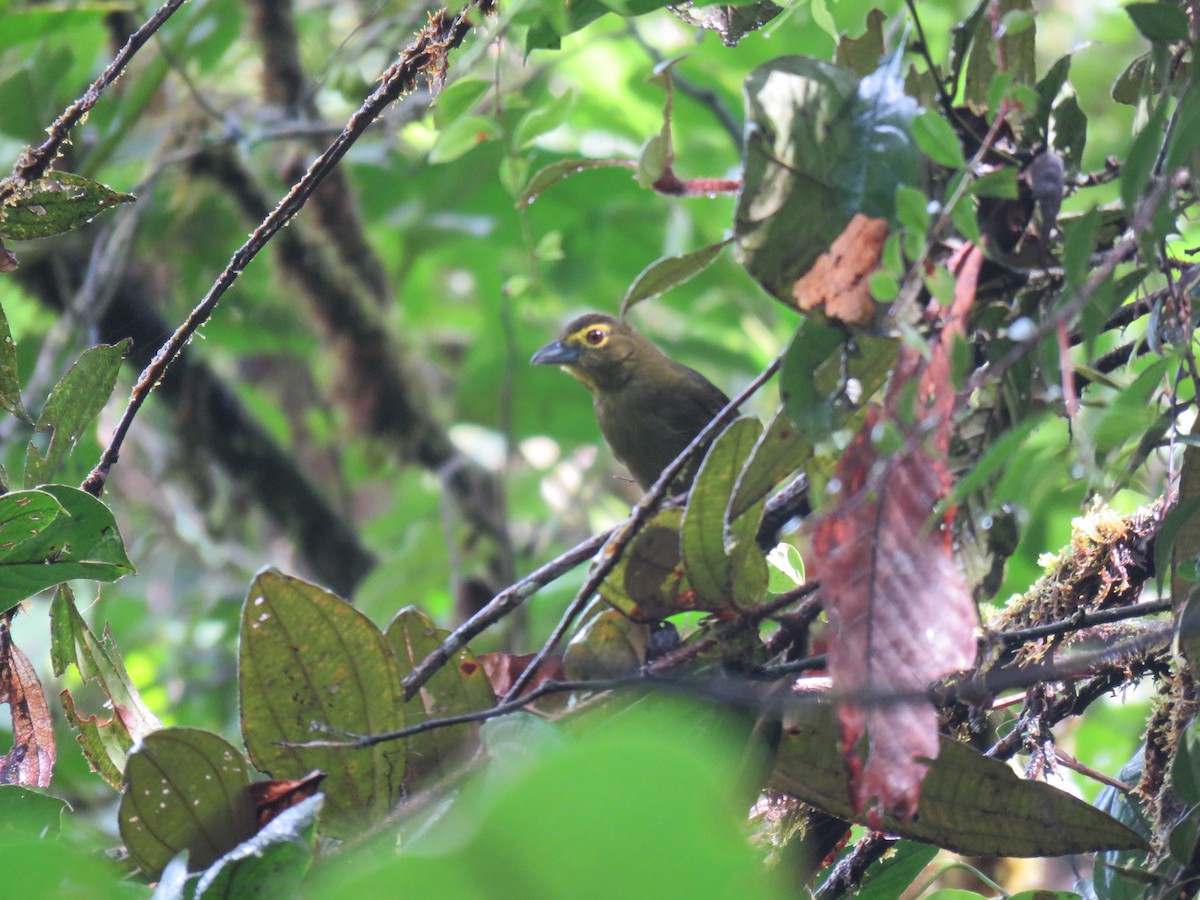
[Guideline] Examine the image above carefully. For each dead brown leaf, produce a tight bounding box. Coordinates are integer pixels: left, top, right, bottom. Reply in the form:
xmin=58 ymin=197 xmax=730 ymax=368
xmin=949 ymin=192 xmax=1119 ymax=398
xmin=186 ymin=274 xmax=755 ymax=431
xmin=792 ymin=213 xmax=888 ymax=326
xmin=807 ymin=248 xmax=982 ymax=822
xmin=0 ymin=625 xmax=55 ymax=787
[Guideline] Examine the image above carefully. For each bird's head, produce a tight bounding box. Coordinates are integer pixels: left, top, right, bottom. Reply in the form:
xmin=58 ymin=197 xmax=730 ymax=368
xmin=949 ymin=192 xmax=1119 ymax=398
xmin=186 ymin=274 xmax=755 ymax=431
xmin=530 ymin=312 xmax=647 ymax=394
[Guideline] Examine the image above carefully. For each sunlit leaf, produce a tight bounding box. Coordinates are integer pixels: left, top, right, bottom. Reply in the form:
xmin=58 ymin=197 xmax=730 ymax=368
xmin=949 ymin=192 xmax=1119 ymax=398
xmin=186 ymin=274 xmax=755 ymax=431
xmin=620 ymin=239 xmax=730 ymax=316
xmin=239 ymin=570 xmax=406 ymax=837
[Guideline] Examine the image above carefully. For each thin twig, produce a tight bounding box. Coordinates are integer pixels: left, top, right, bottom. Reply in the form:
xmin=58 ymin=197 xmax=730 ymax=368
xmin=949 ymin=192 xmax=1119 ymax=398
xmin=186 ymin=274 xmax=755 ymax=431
xmin=0 ymin=0 xmax=189 ymax=205
xmin=995 ymin=599 xmax=1171 ymax=646
xmin=80 ymin=0 xmax=495 ymax=497
xmin=402 ymin=528 xmax=612 ymax=699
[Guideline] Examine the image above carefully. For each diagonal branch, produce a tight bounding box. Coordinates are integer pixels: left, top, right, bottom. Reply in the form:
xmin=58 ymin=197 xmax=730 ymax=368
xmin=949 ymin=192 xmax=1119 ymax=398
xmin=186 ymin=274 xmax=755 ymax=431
xmin=0 ymin=0 xmax=188 ymax=205
xmin=81 ymin=0 xmax=497 ymax=498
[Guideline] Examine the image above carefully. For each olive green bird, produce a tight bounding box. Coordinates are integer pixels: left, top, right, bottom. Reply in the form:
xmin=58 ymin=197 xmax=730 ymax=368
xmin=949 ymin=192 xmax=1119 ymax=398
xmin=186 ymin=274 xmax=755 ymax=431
xmin=530 ymin=312 xmax=730 ymax=492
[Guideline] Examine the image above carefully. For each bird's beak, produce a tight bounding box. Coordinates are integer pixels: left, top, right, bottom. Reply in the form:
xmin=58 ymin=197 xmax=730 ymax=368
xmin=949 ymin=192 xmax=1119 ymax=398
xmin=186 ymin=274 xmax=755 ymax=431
xmin=530 ymin=339 xmax=580 ymax=366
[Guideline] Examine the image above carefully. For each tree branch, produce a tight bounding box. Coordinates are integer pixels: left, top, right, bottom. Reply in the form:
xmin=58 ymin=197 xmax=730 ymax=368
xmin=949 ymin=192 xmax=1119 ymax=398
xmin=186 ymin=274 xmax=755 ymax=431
xmin=81 ymin=0 xmax=496 ymax=498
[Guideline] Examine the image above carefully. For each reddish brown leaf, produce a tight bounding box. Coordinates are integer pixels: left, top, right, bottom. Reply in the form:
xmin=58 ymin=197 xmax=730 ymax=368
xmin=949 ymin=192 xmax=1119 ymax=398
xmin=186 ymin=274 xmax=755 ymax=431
xmin=0 ymin=626 xmax=55 ymax=787
xmin=478 ymin=652 xmax=564 ymax=701
xmin=809 ymin=256 xmax=980 ymax=822
xmin=792 ymin=214 xmax=887 ymax=326
xmin=247 ymin=771 xmax=326 ymax=828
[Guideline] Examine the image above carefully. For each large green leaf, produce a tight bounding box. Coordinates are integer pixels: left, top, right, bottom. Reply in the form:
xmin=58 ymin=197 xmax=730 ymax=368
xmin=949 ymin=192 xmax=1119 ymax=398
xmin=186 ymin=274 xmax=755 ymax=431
xmin=773 ymin=703 xmax=1147 ymax=856
xmin=729 ymin=405 xmax=813 ymax=521
xmin=119 ymin=728 xmax=259 ymax=878
xmin=0 ymin=486 xmax=135 ymax=612
xmin=24 ymin=341 xmax=128 ymax=487
xmin=682 ymin=417 xmax=768 ymax=609
xmin=239 ymin=570 xmax=406 ymax=837
xmin=386 ymin=606 xmax=494 ymax=786
xmin=734 ymin=51 xmax=917 ymax=305
xmin=735 ymin=56 xmax=859 ymax=302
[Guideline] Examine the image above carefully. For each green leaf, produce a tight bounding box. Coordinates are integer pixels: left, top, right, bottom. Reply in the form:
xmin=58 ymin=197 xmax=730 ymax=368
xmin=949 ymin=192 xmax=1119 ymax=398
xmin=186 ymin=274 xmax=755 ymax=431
xmin=52 ymin=584 xmax=160 ymax=788
xmin=434 ymin=78 xmax=492 ymax=128
xmin=598 ymin=509 xmax=695 ymax=622
xmin=1125 ymin=2 xmax=1190 ymax=42
xmin=385 ymin=606 xmax=494 ymax=786
xmin=682 ymin=417 xmax=767 ymax=608
xmin=781 ymin=327 xmax=897 ymax=447
xmin=0 ymin=786 xmax=68 ymax=834
xmin=856 ymin=841 xmax=940 ymax=900
xmin=194 ymin=794 xmax=322 ymax=898
xmin=428 ymin=115 xmax=500 ymax=165
xmin=773 ymin=703 xmax=1148 ymax=856
xmin=912 ymin=109 xmax=965 ymax=168
xmin=1112 ymin=53 xmax=1153 ymax=105
xmin=119 ymin=728 xmax=259 ymax=878
xmin=729 ymin=405 xmax=812 ymax=521
xmin=518 ymin=158 xmax=635 ymax=208
xmin=1035 ymin=54 xmax=1072 ymax=139
xmin=0 ymin=486 xmax=135 ymax=612
xmin=734 ymin=56 xmax=860 ymax=302
xmin=840 ymin=45 xmax=919 ymax=219
xmin=239 ymin=570 xmax=406 ymax=837
xmin=895 ymin=185 xmax=931 ymax=235
xmin=513 ymin=89 xmax=576 ymax=149
xmin=563 ymin=607 xmax=650 ymax=680
xmin=636 ymin=132 xmax=670 ymax=188
xmin=1121 ymin=109 xmax=1166 ymax=209
xmin=971 ymin=167 xmax=1018 ymax=199
xmin=1172 ymin=722 xmax=1200 ymax=807
xmin=835 ymin=8 xmax=885 ymax=77
xmin=1093 ymin=749 xmax=1152 ymax=899
xmin=309 ymin=698 xmax=784 ymax=898
xmin=524 ymin=0 xmax=672 ymax=51
xmin=0 ymin=305 xmax=30 ymax=423
xmin=1053 ymin=94 xmax=1089 ymax=175
xmin=0 ymin=172 xmax=134 ymax=241
xmin=24 ymin=341 xmax=128 ymax=487
xmin=620 ymin=239 xmax=731 ymax=316
xmin=964 ymin=0 xmax=1036 ymax=104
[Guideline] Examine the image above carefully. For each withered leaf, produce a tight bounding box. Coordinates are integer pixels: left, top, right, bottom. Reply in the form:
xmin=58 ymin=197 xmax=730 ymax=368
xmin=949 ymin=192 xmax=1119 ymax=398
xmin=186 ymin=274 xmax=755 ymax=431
xmin=808 ymin=255 xmax=979 ymax=822
xmin=0 ymin=628 xmax=54 ymax=787
xmin=792 ymin=214 xmax=887 ymax=326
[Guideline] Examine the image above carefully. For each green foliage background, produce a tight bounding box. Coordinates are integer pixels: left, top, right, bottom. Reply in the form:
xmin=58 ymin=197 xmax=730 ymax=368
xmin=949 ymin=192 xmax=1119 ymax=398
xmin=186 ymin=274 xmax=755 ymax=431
xmin=0 ymin=0 xmax=1190 ymax=895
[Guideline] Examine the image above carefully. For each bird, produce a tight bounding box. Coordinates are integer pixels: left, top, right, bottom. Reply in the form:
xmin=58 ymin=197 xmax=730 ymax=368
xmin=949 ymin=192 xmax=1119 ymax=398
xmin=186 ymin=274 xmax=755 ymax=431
xmin=530 ymin=312 xmax=731 ymax=492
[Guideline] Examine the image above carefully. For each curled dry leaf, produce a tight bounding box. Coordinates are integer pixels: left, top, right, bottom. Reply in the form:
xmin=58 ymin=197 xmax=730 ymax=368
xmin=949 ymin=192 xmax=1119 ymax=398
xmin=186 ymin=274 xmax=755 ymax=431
xmin=792 ymin=213 xmax=887 ymax=326
xmin=0 ymin=627 xmax=54 ymax=787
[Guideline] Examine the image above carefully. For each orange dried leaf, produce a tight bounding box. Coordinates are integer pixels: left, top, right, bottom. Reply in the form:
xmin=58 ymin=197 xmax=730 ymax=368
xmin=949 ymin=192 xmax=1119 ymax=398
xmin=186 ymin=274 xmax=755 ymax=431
xmin=792 ymin=214 xmax=888 ymax=326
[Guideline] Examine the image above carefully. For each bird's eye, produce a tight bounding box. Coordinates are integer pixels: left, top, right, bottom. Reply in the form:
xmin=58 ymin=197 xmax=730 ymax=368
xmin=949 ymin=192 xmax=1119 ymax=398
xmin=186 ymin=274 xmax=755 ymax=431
xmin=585 ymin=328 xmax=607 ymax=346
